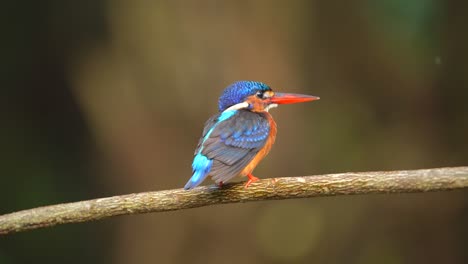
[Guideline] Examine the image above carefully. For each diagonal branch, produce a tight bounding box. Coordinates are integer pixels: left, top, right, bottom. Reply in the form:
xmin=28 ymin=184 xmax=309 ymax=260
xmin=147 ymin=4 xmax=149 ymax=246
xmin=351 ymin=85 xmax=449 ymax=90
xmin=1 ymin=166 xmax=468 ymax=235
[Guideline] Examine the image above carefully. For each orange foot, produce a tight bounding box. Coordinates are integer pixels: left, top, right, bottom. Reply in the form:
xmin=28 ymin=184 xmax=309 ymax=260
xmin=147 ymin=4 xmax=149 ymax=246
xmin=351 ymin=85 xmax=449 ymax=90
xmin=244 ymin=173 xmax=259 ymax=188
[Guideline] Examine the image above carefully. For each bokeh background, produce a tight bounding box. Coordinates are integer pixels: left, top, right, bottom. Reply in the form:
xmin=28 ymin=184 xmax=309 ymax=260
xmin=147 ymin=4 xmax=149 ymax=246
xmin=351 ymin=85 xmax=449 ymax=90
xmin=1 ymin=1 xmax=467 ymax=263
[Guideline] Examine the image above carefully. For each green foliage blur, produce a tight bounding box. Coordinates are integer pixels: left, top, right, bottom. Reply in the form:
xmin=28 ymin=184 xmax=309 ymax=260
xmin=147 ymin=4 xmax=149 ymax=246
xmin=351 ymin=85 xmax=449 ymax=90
xmin=1 ymin=1 xmax=467 ymax=263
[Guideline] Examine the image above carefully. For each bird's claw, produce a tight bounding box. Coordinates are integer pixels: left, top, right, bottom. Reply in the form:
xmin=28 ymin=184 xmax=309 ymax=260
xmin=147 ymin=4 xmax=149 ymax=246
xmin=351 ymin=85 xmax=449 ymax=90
xmin=244 ymin=174 xmax=259 ymax=188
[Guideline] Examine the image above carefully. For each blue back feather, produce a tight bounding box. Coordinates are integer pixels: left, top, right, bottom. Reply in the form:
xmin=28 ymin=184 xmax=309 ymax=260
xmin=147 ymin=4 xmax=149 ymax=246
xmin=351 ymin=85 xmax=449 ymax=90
xmin=184 ymin=109 xmax=270 ymax=189
xmin=184 ymin=153 xmax=213 ymax=189
xmin=184 ymin=109 xmax=239 ymax=189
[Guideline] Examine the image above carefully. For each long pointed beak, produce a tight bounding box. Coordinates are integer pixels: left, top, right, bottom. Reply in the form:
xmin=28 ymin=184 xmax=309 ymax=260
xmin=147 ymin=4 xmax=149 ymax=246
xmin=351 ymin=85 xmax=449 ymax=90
xmin=270 ymin=92 xmax=320 ymax=104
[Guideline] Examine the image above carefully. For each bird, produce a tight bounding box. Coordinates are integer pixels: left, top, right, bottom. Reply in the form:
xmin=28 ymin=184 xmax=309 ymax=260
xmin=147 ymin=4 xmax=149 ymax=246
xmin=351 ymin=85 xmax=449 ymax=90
xmin=184 ymin=81 xmax=319 ymax=190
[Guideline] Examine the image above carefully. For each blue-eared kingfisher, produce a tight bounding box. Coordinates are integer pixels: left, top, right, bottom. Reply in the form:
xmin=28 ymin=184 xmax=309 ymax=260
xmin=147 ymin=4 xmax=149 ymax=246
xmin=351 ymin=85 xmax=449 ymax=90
xmin=184 ymin=81 xmax=319 ymax=190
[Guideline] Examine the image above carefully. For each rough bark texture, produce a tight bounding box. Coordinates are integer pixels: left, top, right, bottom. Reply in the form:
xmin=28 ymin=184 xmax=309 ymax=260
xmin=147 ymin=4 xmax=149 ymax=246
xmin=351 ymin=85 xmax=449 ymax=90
xmin=1 ymin=166 xmax=467 ymax=235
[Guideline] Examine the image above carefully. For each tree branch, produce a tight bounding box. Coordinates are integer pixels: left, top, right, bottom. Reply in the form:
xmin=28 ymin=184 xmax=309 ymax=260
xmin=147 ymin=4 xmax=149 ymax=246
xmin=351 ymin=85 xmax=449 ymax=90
xmin=1 ymin=166 xmax=467 ymax=235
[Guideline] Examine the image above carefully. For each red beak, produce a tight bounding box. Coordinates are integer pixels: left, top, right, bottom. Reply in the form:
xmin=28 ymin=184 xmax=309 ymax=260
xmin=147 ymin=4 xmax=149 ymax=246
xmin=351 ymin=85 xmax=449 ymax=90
xmin=270 ymin=92 xmax=320 ymax=104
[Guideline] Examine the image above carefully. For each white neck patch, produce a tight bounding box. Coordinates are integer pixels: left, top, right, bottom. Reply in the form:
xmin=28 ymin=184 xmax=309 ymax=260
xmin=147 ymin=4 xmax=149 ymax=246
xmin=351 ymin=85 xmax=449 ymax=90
xmin=223 ymin=102 xmax=249 ymax=112
xmin=223 ymin=101 xmax=278 ymax=113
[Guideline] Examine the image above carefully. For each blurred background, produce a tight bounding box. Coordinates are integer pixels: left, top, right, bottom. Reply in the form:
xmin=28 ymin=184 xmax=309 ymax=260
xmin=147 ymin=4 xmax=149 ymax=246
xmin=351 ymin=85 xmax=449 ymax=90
xmin=1 ymin=0 xmax=467 ymax=263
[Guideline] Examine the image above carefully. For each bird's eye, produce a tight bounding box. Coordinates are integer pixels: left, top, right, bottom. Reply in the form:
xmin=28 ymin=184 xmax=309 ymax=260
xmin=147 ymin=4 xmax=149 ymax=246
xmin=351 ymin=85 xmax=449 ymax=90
xmin=256 ymin=91 xmax=264 ymax=99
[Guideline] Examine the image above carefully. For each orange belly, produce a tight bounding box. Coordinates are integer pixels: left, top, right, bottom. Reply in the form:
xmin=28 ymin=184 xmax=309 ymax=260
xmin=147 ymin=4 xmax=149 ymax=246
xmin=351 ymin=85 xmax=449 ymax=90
xmin=240 ymin=113 xmax=277 ymax=176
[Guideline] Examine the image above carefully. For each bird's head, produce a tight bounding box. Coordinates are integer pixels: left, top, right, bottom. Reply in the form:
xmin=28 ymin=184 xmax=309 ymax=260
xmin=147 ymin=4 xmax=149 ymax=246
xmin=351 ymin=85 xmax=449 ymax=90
xmin=218 ymin=81 xmax=319 ymax=112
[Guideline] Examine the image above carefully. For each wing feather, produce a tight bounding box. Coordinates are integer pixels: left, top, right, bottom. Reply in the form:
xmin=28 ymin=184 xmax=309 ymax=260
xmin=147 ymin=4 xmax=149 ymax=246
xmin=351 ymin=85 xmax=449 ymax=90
xmin=198 ymin=110 xmax=270 ymax=184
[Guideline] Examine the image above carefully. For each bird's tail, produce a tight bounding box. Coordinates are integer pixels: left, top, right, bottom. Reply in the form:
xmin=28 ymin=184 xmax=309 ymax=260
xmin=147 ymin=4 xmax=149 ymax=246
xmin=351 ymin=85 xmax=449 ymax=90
xmin=184 ymin=153 xmax=213 ymax=190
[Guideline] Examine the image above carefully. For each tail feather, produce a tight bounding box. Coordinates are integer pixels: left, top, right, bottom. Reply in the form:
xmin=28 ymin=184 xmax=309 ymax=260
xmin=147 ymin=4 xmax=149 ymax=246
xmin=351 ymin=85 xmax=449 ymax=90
xmin=184 ymin=153 xmax=213 ymax=190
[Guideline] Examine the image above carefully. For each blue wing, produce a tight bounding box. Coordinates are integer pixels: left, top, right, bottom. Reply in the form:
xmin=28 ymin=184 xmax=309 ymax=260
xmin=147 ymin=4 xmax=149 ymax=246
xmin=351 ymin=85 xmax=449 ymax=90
xmin=184 ymin=110 xmax=270 ymax=189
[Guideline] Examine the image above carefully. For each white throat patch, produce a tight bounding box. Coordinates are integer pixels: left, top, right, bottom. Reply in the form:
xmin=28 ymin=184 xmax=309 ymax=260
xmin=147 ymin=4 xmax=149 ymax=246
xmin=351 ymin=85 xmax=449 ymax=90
xmin=265 ymin=103 xmax=278 ymax=112
xmin=223 ymin=101 xmax=278 ymax=113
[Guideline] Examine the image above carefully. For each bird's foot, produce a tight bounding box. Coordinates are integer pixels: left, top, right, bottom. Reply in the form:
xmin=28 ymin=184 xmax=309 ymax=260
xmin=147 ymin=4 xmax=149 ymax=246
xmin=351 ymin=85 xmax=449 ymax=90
xmin=244 ymin=173 xmax=259 ymax=188
xmin=217 ymin=181 xmax=224 ymax=188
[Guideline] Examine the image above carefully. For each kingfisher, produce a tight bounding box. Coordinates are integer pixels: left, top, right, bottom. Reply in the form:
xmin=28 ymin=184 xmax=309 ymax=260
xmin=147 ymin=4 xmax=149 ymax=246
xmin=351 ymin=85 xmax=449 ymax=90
xmin=184 ymin=81 xmax=319 ymax=190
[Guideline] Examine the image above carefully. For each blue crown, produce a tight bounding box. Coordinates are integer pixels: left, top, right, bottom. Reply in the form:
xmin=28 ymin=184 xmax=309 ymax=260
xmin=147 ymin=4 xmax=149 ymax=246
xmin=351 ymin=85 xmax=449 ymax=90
xmin=218 ymin=81 xmax=271 ymax=112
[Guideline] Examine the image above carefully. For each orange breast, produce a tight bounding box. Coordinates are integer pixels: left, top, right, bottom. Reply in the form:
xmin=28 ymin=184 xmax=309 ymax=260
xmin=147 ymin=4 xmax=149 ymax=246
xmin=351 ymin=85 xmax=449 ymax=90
xmin=240 ymin=112 xmax=277 ymax=176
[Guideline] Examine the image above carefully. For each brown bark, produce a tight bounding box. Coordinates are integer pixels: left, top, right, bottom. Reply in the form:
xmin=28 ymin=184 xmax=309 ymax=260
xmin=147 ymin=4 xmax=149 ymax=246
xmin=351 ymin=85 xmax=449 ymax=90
xmin=1 ymin=166 xmax=467 ymax=235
